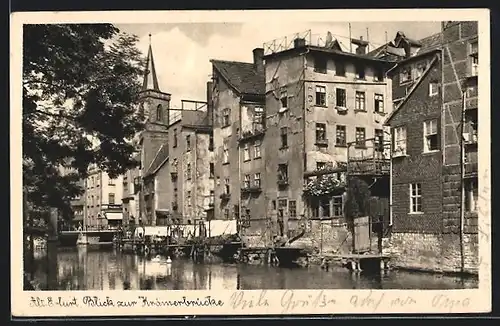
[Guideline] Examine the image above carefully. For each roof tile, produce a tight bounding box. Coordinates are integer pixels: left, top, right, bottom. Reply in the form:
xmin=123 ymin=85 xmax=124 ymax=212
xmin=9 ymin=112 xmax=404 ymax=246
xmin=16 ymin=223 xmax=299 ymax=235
xmin=211 ymin=60 xmax=265 ymax=95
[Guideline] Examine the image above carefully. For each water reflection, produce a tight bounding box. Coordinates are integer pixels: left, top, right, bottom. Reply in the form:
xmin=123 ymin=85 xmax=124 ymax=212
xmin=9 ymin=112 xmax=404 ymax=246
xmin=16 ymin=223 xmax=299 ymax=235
xmin=29 ymin=247 xmax=478 ymax=290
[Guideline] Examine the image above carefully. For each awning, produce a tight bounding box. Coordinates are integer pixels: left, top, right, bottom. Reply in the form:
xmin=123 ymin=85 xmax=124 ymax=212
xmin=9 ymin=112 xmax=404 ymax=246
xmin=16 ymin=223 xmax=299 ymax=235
xmin=105 ymin=212 xmax=123 ymax=220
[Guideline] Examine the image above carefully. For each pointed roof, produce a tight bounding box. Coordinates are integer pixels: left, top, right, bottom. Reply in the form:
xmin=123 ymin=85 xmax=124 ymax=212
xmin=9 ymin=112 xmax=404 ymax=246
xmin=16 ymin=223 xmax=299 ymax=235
xmin=383 ymin=54 xmax=440 ymax=126
xmin=142 ymin=34 xmax=160 ymax=91
xmin=144 ymin=143 xmax=169 ymax=178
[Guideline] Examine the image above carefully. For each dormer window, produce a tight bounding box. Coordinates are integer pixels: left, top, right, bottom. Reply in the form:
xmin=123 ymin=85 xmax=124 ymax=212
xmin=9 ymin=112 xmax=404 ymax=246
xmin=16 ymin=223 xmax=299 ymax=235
xmin=400 ymin=67 xmax=412 ymax=84
xmin=314 ymin=56 xmax=327 ymax=74
xmin=355 ymin=64 xmax=366 ymax=79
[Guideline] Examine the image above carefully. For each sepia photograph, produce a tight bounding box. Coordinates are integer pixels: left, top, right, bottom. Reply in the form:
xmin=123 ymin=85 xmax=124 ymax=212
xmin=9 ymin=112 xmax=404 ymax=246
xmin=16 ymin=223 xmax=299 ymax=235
xmin=11 ymin=9 xmax=491 ymax=316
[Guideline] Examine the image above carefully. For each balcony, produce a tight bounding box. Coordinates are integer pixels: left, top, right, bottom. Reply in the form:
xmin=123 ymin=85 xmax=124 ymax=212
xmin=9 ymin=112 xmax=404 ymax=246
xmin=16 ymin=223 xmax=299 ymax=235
xmin=220 ymin=193 xmax=231 ymax=201
xmin=348 ymin=158 xmax=390 ymax=176
xmin=241 ymin=185 xmax=262 ymax=194
xmin=277 ymin=177 xmax=289 ymax=187
xmin=239 ymin=123 xmax=265 ymax=142
xmin=315 ymin=138 xmax=329 ymax=147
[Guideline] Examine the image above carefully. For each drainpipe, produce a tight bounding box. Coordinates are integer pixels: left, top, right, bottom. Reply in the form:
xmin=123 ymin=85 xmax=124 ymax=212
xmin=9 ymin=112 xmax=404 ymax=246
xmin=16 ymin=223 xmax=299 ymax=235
xmin=193 ymin=132 xmax=198 ymax=235
xmin=459 ymin=88 xmax=466 ymax=273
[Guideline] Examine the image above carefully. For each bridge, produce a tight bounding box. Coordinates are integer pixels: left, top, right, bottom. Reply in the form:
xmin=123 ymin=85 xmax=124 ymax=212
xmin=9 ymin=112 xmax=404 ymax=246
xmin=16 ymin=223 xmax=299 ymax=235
xmin=59 ymin=229 xmax=122 ymax=246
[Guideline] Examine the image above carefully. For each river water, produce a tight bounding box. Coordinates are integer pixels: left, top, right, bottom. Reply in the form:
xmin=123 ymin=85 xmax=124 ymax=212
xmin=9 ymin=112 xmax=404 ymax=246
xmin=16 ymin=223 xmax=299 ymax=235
xmin=28 ymin=247 xmax=478 ymax=290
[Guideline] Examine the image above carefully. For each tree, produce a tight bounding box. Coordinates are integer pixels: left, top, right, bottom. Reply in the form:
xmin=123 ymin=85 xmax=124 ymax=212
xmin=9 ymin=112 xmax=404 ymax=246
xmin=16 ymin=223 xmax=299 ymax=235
xmin=345 ymin=177 xmax=371 ymax=219
xmin=22 ymin=24 xmax=145 ymax=217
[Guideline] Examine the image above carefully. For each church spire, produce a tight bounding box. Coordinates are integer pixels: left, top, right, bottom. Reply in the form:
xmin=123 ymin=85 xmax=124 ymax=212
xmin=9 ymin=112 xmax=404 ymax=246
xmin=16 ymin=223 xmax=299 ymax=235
xmin=142 ymin=34 xmax=160 ymax=91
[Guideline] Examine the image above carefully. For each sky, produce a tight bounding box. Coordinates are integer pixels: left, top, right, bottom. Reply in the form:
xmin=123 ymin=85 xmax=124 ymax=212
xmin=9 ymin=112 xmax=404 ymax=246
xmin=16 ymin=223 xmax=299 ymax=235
xmin=115 ymin=22 xmax=441 ymax=108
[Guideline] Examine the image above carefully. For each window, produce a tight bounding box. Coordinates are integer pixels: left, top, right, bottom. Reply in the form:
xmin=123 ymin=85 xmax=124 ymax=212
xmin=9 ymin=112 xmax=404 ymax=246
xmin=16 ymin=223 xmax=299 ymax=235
xmin=423 ymin=119 xmax=439 ymax=152
xmin=465 ymin=179 xmax=478 ymax=213
xmin=209 ymin=163 xmax=215 ymax=178
xmin=332 ymin=196 xmax=343 ymax=217
xmin=254 ymin=173 xmax=261 ymax=188
xmin=374 ymin=94 xmax=384 ymax=113
xmin=280 ymin=89 xmax=288 ymax=110
xmin=414 ymin=62 xmax=426 ymax=79
xmin=470 ymin=40 xmax=478 ymax=76
xmin=209 ymin=134 xmax=214 ymax=151
xmin=223 ymin=142 xmax=229 ymax=163
xmin=336 ymin=125 xmax=346 ymax=146
xmin=108 ymin=178 xmax=115 ymax=186
xmin=209 ymin=190 xmax=215 ymax=205
xmin=374 ymin=67 xmax=384 ymax=81
xmin=315 ymin=86 xmax=326 ymax=106
xmin=222 ymin=108 xmax=230 ymax=127
xmin=278 ymin=199 xmax=287 ymax=218
xmin=224 ymin=178 xmax=230 ymax=194
xmin=355 ymin=64 xmax=365 ymax=79
xmin=278 ymin=164 xmax=288 ymax=182
xmin=289 ymin=200 xmax=297 ymax=218
xmin=280 ymin=127 xmax=288 ymax=148
xmin=355 ymin=91 xmax=366 ymax=111
xmin=336 ymin=88 xmax=346 ymax=107
xmin=186 ymin=163 xmax=192 ymax=180
xmin=156 ymin=104 xmax=163 ymax=122
xmin=108 ymin=193 xmax=115 ymax=205
xmin=186 ymin=135 xmax=191 ymax=151
xmin=187 ymin=191 xmax=192 ymax=206
xmin=410 ymin=183 xmax=422 ymax=213
xmin=321 ymin=200 xmax=330 ymax=218
xmin=314 ymin=56 xmax=327 ymax=74
xmin=400 ymin=67 xmax=412 ymax=84
xmin=393 ymin=126 xmax=407 ymax=155
xmin=429 ymin=81 xmax=439 ymax=97
xmin=173 ymin=129 xmax=178 ymax=148
xmin=224 ymin=209 xmax=230 ymax=220
xmin=374 ymin=129 xmax=384 ymax=152
xmin=254 ymin=140 xmax=261 ymax=158
xmin=243 ymin=143 xmax=250 ymax=161
xmin=355 ymin=127 xmax=366 ymax=147
xmin=254 ymin=107 xmax=264 ymax=130
xmin=315 ymin=123 xmax=327 ymax=144
xmin=335 ymin=61 xmax=346 ymax=76
xmin=243 ymin=175 xmax=250 ymax=189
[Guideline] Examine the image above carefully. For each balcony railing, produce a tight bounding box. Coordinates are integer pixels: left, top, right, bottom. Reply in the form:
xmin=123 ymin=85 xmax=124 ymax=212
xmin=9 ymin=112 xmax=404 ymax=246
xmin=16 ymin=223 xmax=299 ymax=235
xmin=241 ymin=185 xmax=262 ymax=193
xmin=239 ymin=123 xmax=265 ymax=142
xmin=347 ymin=158 xmax=391 ymax=176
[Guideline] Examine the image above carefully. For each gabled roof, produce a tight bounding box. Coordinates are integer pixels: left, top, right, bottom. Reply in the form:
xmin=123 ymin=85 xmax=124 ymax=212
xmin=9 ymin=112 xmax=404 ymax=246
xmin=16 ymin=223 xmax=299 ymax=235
xmin=144 ymin=143 xmax=169 ymax=178
xmin=367 ymin=31 xmax=442 ymax=61
xmin=211 ymin=60 xmax=265 ymax=96
xmin=383 ymin=54 xmax=440 ymax=126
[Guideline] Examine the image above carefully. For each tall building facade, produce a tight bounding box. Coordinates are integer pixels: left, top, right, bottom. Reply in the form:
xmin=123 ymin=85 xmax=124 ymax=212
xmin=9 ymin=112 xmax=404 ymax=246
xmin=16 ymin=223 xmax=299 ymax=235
xmin=84 ymin=164 xmax=123 ymax=229
xmin=137 ymin=41 xmax=171 ymax=226
xmin=209 ymin=49 xmax=265 ymax=242
xmin=253 ymin=34 xmax=394 ymax=247
xmin=378 ymin=21 xmax=479 ymax=273
xmin=135 ymin=39 xmax=214 ymax=227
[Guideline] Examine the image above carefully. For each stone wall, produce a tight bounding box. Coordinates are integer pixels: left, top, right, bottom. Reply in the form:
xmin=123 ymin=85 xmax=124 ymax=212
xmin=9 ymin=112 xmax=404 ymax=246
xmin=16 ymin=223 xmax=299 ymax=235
xmin=385 ymin=232 xmax=478 ymax=274
xmin=290 ymin=219 xmax=353 ymax=255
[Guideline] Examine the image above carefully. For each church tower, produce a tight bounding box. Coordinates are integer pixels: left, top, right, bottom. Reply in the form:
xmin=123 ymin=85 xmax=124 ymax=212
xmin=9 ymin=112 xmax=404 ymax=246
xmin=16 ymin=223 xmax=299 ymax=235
xmin=139 ymin=35 xmax=170 ymax=177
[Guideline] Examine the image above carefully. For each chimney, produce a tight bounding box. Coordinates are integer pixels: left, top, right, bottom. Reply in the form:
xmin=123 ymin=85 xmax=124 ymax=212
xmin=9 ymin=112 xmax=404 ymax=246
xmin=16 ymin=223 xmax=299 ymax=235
xmin=206 ymin=81 xmax=214 ymax=126
xmin=294 ymin=38 xmax=306 ymax=48
xmin=253 ymin=48 xmax=264 ymax=74
xmin=354 ymin=36 xmax=368 ymax=55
